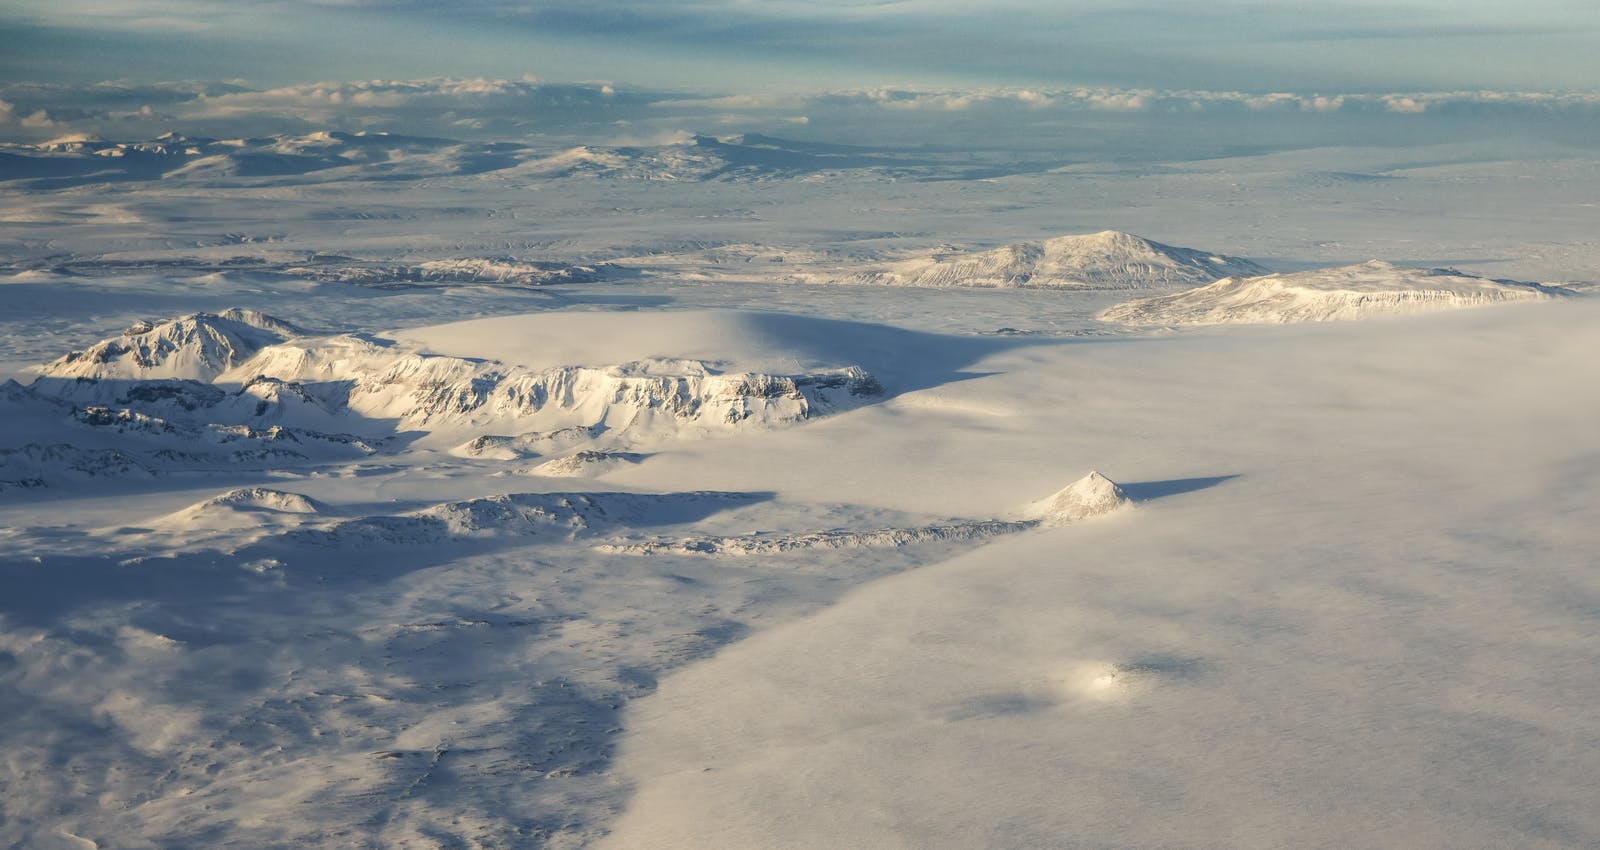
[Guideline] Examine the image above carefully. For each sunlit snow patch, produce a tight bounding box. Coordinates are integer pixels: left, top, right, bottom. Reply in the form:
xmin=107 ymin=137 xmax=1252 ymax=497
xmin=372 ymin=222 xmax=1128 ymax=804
xmin=1060 ymin=657 xmax=1201 ymax=703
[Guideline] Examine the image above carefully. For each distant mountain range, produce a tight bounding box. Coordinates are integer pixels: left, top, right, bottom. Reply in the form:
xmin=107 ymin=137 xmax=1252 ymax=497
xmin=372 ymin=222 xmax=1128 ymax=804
xmin=0 ymin=131 xmax=1054 ymax=188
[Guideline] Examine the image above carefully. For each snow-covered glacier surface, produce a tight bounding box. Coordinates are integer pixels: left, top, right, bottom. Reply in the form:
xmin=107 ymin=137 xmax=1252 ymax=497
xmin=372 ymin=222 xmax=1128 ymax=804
xmin=3 ymin=122 xmax=1600 ymax=850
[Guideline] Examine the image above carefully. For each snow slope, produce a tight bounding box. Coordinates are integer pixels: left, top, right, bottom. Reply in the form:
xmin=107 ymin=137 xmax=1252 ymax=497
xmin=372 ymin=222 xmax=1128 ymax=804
xmin=1100 ymin=259 xmax=1572 ymax=324
xmin=600 ymin=298 xmax=1600 ymax=850
xmin=847 ymin=230 xmax=1268 ymax=290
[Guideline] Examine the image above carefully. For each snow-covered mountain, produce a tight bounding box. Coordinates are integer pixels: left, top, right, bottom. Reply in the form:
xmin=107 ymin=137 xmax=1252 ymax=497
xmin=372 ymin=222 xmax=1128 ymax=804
xmin=17 ymin=310 xmax=886 ymax=482
xmin=1029 ymin=471 xmax=1132 ymax=524
xmin=845 ymin=231 xmax=1268 ymax=290
xmin=1099 ymin=260 xmax=1573 ymax=325
xmin=220 ymin=335 xmax=879 ymax=437
xmin=38 ymin=308 xmax=306 ymax=382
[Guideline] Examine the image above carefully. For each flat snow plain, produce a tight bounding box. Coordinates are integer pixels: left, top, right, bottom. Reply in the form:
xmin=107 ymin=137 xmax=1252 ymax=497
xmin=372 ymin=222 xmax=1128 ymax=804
xmin=2 ymin=134 xmax=1599 ymax=849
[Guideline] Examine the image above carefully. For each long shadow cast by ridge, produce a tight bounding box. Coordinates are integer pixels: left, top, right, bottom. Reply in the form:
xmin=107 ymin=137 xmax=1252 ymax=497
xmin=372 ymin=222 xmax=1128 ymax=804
xmin=1120 ymin=475 xmax=1240 ymax=502
xmin=727 ymin=311 xmax=1058 ymax=399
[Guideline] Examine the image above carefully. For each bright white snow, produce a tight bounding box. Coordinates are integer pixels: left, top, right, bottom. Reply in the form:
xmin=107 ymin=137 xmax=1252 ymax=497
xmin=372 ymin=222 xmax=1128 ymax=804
xmin=3 ymin=115 xmax=1600 ymax=850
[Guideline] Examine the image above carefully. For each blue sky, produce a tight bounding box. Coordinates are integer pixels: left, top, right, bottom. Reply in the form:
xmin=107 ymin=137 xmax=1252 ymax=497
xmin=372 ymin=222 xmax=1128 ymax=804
xmin=3 ymin=0 xmax=1599 ymax=93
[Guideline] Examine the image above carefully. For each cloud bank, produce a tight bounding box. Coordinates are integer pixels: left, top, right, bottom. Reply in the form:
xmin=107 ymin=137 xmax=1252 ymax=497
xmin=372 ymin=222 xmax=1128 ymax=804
xmin=5 ymin=77 xmax=1600 ymax=164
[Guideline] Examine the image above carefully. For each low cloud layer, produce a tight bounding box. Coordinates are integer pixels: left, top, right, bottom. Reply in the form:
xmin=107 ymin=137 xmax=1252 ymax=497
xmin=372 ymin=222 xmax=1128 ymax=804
xmin=5 ymin=76 xmax=1600 ymax=163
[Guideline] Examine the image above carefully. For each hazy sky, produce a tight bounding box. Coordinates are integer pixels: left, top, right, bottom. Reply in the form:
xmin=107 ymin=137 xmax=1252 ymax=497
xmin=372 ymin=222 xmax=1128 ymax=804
xmin=4 ymin=0 xmax=1599 ymax=94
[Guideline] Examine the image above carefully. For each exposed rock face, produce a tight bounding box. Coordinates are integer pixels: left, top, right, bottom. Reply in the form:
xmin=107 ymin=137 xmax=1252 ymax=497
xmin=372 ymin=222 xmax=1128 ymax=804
xmin=226 ymin=335 xmax=882 ymax=435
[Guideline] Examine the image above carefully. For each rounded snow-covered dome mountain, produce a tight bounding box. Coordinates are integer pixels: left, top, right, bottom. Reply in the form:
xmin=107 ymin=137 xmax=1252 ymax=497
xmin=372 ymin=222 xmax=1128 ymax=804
xmin=849 ymin=230 xmax=1268 ymax=290
xmin=1099 ymin=260 xmax=1572 ymax=325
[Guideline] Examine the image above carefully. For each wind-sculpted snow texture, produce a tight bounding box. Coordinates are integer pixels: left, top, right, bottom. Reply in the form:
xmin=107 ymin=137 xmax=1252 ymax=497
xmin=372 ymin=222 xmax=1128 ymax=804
xmin=848 ymin=230 xmax=1269 ymax=290
xmin=1100 ymin=260 xmax=1571 ymax=324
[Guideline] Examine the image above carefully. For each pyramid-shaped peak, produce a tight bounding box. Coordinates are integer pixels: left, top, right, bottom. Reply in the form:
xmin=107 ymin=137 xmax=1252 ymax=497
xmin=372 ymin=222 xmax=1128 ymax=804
xmin=1031 ymin=471 xmax=1133 ymax=525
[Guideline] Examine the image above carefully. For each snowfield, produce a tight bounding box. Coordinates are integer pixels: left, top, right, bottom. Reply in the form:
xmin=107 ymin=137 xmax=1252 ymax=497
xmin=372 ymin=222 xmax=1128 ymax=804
xmin=602 ymin=299 xmax=1600 ymax=850
xmin=3 ymin=119 xmax=1600 ymax=849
